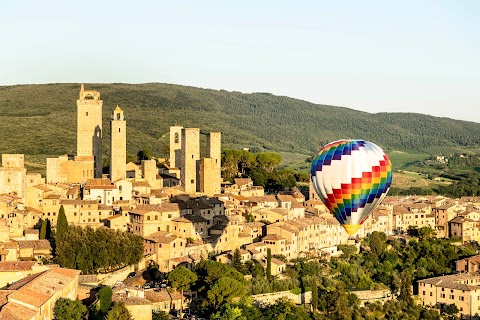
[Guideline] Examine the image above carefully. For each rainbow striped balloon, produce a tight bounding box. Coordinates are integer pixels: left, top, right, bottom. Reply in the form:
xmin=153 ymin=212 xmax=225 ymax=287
xmin=310 ymin=139 xmax=392 ymax=235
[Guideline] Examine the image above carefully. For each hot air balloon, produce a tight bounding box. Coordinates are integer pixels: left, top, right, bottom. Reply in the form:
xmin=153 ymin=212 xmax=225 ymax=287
xmin=310 ymin=139 xmax=392 ymax=236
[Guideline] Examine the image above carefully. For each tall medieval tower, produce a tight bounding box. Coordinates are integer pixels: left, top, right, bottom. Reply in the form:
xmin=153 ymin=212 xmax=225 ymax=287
xmin=181 ymin=128 xmax=200 ymax=193
xmin=77 ymin=84 xmax=103 ymax=178
xmin=169 ymin=125 xmax=183 ymax=169
xmin=110 ymin=106 xmax=126 ymax=181
xmin=201 ymin=132 xmax=221 ymax=195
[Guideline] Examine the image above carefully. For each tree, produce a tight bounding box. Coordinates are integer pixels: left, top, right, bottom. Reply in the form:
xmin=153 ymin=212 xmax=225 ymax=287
xmin=256 ymin=152 xmax=282 ymax=172
xmin=53 ymin=298 xmax=87 ymax=320
xmin=168 ymin=267 xmax=197 ymax=291
xmin=232 ymin=248 xmax=244 ymax=274
xmin=398 ymin=269 xmax=413 ymax=305
xmin=168 ymin=267 xmax=197 ymax=318
xmin=206 ymin=277 xmax=247 ymax=308
xmin=211 ymin=304 xmax=246 ymax=320
xmin=46 ymin=218 xmax=52 ymax=239
xmin=105 ymin=302 xmax=132 ymax=320
xmin=369 ymin=231 xmax=386 ymax=256
xmin=266 ymin=248 xmax=272 ymax=281
xmin=98 ymin=286 xmax=113 ymax=313
xmin=137 ymin=149 xmax=152 ymax=162
xmin=152 ymin=311 xmax=169 ymax=320
xmin=56 ymin=205 xmax=68 ymax=241
xmin=40 ymin=219 xmax=47 ymax=240
xmin=311 ymin=280 xmax=318 ymax=312
xmin=444 ymin=303 xmax=459 ymax=319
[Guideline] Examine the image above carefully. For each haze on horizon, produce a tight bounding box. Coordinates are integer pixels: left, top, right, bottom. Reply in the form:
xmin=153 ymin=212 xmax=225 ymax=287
xmin=0 ymin=0 xmax=479 ymax=123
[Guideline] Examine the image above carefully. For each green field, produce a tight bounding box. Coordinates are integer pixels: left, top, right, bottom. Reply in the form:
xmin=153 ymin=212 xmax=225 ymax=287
xmin=386 ymin=151 xmax=430 ymax=169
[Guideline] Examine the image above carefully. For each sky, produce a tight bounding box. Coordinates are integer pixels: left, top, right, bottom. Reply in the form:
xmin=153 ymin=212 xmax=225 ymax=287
xmin=0 ymin=0 xmax=479 ymax=123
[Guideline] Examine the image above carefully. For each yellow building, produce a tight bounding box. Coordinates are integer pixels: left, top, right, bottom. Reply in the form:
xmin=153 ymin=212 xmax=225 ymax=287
xmin=180 ymin=128 xmax=200 ymax=194
xmin=0 ymin=266 xmax=80 ymax=320
xmin=0 ymin=261 xmax=49 ymax=288
xmin=110 ymin=106 xmax=127 ymax=182
xmin=0 ymin=154 xmax=27 ymax=200
xmin=418 ymin=273 xmax=480 ymax=319
xmin=77 ymin=84 xmax=103 ymax=178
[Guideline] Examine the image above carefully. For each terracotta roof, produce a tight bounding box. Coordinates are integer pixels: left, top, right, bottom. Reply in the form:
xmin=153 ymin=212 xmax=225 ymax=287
xmin=66 ymin=185 xmax=79 ymax=196
xmin=60 ymin=199 xmax=98 ymax=205
xmin=85 ymin=178 xmax=112 ymax=186
xmin=25 ymin=207 xmax=42 ymax=214
xmin=271 ymin=258 xmax=286 ymax=265
xmin=245 ymin=221 xmax=265 ymax=228
xmin=418 ymin=273 xmax=480 ymax=291
xmin=173 ymin=217 xmax=191 ymax=223
xmin=0 ymin=301 xmax=38 ymax=320
xmin=0 ymin=261 xmax=36 ymax=272
xmin=105 ymin=214 xmax=122 ymax=221
xmin=144 ymin=231 xmax=178 ymax=244
xmin=7 ymin=267 xmax=80 ymax=308
xmin=145 ymin=288 xmax=171 ymax=302
xmin=43 ymin=194 xmax=62 ymax=200
xmin=113 ymin=295 xmax=151 ymax=305
xmin=32 ymin=185 xmax=52 ymax=192
xmin=132 ymin=181 xmax=151 ymax=187
xmin=16 ymin=240 xmax=52 ymax=251
xmin=183 ymin=214 xmax=208 ymax=223
xmin=277 ymin=194 xmax=296 ymax=202
xmin=262 ymin=234 xmax=286 ymax=241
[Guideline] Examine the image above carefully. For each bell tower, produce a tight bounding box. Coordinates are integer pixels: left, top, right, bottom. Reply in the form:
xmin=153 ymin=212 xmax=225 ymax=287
xmin=77 ymin=84 xmax=103 ymax=178
xmin=110 ymin=106 xmax=126 ymax=181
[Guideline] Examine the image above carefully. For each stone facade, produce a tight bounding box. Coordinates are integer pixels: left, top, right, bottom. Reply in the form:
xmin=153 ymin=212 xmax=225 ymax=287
xmin=110 ymin=106 xmax=126 ymax=182
xmin=181 ymin=128 xmax=200 ymax=194
xmin=77 ymin=84 xmax=103 ymax=178
xmin=206 ymin=132 xmax=221 ymax=195
xmin=169 ymin=125 xmax=183 ymax=169
xmin=0 ymin=154 xmax=27 ymax=200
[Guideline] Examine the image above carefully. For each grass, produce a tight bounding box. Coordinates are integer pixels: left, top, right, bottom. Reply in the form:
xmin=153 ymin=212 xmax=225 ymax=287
xmin=386 ymin=151 xmax=430 ymax=168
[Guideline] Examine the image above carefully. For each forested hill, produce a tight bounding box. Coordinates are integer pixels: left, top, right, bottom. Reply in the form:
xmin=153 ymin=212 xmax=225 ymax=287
xmin=0 ymin=83 xmax=479 ymax=157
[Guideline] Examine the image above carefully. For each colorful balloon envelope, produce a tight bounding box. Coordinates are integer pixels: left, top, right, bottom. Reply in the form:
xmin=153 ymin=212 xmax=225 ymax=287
xmin=310 ymin=139 xmax=392 ymax=236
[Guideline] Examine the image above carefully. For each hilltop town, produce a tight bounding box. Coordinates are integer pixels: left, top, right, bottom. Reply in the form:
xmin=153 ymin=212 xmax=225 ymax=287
xmin=1 ymin=85 xmax=480 ymax=319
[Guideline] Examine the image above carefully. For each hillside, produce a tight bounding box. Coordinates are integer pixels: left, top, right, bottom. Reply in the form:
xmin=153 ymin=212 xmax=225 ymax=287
xmin=1 ymin=83 xmax=480 ymax=161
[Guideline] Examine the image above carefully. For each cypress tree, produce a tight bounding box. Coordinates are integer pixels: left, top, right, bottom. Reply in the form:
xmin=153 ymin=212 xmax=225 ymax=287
xmin=99 ymin=286 xmax=113 ymax=314
xmin=39 ymin=219 xmax=46 ymax=239
xmin=232 ymin=248 xmax=243 ymax=273
xmin=45 ymin=218 xmax=52 ymax=239
xmin=56 ymin=205 xmax=68 ymax=241
xmin=312 ymin=280 xmax=318 ymax=312
xmin=266 ymin=248 xmax=272 ymax=281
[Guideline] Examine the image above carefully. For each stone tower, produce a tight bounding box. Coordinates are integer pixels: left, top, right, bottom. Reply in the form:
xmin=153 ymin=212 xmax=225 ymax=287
xmin=206 ymin=132 xmax=222 ymax=195
xmin=110 ymin=106 xmax=126 ymax=181
xmin=169 ymin=125 xmax=183 ymax=169
xmin=199 ymin=157 xmax=216 ymax=197
xmin=77 ymin=84 xmax=103 ymax=178
xmin=181 ymin=128 xmax=200 ymax=193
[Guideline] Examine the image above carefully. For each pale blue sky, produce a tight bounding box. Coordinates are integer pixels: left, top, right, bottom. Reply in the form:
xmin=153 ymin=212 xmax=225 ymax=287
xmin=0 ymin=1 xmax=479 ymax=122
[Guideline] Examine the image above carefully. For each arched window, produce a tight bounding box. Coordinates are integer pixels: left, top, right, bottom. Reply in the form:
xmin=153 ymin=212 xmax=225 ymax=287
xmin=174 ymin=132 xmax=179 ymax=143
xmin=147 ymin=216 xmax=150 ymax=220
xmin=117 ymin=113 xmax=121 ymax=120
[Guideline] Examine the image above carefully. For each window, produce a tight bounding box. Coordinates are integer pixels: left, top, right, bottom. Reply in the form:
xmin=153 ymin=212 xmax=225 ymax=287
xmin=117 ymin=113 xmax=121 ymax=120
xmin=460 ymin=296 xmax=465 ymax=301
xmin=174 ymin=132 xmax=179 ymax=143
xmin=119 ymin=128 xmax=121 ymax=132
xmin=86 ymin=112 xmax=88 ymax=116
